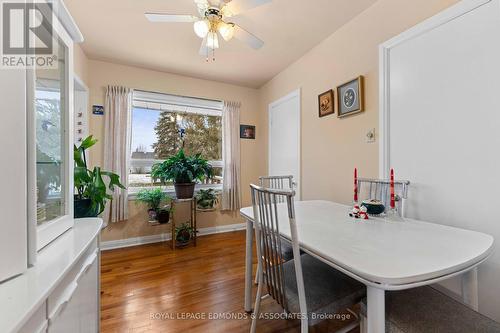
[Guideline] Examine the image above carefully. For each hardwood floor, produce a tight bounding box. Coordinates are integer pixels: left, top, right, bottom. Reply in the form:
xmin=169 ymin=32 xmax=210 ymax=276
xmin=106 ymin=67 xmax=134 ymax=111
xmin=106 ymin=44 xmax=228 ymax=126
xmin=100 ymin=231 xmax=359 ymax=333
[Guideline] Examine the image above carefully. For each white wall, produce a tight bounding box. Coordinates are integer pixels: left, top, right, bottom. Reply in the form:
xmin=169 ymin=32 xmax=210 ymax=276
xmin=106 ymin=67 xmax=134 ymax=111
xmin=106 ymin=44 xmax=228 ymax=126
xmin=381 ymin=0 xmax=500 ymax=321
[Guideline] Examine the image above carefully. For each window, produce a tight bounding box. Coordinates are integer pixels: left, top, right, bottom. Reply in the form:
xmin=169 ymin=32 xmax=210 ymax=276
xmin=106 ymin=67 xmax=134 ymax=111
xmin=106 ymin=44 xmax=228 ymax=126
xmin=129 ymin=91 xmax=223 ymax=194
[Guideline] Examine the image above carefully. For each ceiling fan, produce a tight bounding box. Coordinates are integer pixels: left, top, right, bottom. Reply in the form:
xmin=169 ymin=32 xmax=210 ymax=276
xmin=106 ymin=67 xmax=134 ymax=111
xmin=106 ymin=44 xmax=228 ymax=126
xmin=145 ymin=0 xmax=271 ymax=61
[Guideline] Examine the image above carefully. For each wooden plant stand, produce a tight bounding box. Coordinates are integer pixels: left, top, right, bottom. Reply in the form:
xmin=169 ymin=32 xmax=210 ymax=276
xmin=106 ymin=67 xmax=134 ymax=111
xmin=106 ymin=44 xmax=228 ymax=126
xmin=170 ymin=197 xmax=197 ymax=250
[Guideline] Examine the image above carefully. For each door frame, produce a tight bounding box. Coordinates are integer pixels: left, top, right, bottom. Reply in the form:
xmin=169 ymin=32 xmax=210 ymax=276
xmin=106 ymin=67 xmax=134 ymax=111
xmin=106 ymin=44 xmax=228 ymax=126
xmin=268 ymin=88 xmax=301 ymax=199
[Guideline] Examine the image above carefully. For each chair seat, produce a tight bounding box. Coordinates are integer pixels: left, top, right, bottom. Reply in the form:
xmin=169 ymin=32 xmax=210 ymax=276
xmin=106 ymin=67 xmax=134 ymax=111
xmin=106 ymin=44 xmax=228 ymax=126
xmin=280 ymin=237 xmax=295 ymax=261
xmin=360 ymin=286 xmax=500 ymax=333
xmin=283 ymin=254 xmax=366 ymax=326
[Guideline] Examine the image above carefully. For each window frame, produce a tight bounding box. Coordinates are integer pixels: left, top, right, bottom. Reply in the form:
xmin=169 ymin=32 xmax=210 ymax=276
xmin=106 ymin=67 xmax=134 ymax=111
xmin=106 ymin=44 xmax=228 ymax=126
xmin=128 ymin=91 xmax=224 ymax=198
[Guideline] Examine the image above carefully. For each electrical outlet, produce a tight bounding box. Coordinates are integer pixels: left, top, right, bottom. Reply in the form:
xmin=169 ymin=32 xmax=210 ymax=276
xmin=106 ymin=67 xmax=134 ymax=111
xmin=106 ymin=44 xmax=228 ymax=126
xmin=366 ymin=128 xmax=376 ymax=143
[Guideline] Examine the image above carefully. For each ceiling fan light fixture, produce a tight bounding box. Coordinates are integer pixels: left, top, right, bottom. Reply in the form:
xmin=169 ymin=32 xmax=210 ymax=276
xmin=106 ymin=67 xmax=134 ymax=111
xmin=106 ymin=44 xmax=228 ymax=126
xmin=194 ymin=19 xmax=209 ymax=38
xmin=218 ymin=22 xmax=235 ymax=41
xmin=207 ymin=31 xmax=219 ymax=49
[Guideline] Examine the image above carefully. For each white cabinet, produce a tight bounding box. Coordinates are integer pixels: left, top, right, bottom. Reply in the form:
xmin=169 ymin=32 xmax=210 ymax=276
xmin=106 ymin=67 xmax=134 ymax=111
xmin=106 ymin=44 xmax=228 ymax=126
xmin=0 ymin=67 xmax=28 ymax=282
xmin=48 ymin=248 xmax=99 ymax=333
xmin=0 ymin=0 xmax=84 ymax=282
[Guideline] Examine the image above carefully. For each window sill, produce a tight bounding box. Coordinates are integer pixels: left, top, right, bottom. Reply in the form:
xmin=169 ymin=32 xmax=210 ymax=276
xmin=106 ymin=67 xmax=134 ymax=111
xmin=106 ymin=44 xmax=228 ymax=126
xmin=127 ymin=183 xmax=222 ymax=201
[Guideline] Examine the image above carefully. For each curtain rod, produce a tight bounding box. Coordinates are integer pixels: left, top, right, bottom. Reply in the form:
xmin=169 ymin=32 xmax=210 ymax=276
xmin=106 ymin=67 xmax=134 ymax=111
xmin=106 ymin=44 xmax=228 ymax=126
xmin=133 ymin=89 xmax=223 ymax=104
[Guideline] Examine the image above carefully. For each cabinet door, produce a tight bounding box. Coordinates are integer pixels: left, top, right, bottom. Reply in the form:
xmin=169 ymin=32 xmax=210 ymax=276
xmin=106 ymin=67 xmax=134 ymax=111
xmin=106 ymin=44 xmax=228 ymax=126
xmin=78 ymin=252 xmax=99 ymax=333
xmin=0 ymin=67 xmax=28 ymax=282
xmin=48 ymin=251 xmax=99 ymax=333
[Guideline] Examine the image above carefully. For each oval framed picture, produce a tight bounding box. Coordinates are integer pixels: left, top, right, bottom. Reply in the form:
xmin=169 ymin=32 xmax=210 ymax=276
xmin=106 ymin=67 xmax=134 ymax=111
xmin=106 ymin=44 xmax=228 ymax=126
xmin=337 ymin=76 xmax=364 ymax=118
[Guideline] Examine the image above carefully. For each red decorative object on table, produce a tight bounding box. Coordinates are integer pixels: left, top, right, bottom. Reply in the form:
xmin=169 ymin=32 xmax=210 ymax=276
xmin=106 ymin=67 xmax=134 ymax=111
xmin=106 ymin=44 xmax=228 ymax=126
xmin=390 ymin=168 xmax=395 ymax=209
xmin=354 ymin=168 xmax=358 ymax=203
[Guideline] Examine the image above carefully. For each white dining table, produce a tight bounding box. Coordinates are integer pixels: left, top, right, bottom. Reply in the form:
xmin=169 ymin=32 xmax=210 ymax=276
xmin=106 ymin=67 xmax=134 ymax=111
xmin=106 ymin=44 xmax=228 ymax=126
xmin=240 ymin=200 xmax=494 ymax=333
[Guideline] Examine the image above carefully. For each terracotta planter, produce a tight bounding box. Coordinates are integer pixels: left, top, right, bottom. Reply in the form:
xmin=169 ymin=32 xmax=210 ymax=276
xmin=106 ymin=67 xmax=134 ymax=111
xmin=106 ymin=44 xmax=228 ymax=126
xmin=174 ymin=182 xmax=195 ymax=199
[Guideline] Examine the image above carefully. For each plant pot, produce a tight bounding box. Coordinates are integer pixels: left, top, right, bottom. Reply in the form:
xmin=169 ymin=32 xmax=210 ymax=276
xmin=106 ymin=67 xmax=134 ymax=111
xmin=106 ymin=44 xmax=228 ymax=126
xmin=147 ymin=209 xmax=158 ymax=222
xmin=174 ymin=182 xmax=196 ymax=199
xmin=197 ymin=199 xmax=214 ymax=209
xmin=176 ymin=230 xmax=192 ymax=247
xmin=157 ymin=209 xmax=170 ymax=224
xmin=74 ymin=197 xmax=99 ymax=218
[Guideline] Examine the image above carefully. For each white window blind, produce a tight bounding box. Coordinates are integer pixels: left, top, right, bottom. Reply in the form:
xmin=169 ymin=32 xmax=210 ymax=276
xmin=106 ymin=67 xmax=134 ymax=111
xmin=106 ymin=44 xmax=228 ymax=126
xmin=133 ymin=90 xmax=223 ymax=116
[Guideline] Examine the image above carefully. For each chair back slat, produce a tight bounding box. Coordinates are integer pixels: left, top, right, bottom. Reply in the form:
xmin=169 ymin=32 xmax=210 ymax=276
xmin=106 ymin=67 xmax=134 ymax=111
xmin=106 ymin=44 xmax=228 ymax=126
xmin=259 ymin=176 xmax=294 ymax=203
xmin=251 ymin=185 xmax=296 ymax=311
xmin=357 ymin=178 xmax=410 ymax=217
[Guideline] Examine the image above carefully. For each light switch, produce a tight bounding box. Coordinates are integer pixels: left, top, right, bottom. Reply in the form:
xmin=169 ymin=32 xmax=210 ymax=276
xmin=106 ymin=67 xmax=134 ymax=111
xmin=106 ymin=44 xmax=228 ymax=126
xmin=366 ymin=128 xmax=376 ymax=143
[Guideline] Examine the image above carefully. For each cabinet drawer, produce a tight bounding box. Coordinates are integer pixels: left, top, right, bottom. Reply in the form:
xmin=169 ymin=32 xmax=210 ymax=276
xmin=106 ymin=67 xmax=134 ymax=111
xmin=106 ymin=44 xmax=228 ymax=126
xmin=47 ymin=238 xmax=97 ymax=320
xmin=18 ymin=303 xmax=47 ymax=333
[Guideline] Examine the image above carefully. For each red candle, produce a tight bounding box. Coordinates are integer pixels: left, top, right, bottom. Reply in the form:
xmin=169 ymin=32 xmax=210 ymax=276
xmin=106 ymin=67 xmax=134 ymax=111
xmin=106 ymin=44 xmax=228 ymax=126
xmin=390 ymin=168 xmax=395 ymax=209
xmin=354 ymin=168 xmax=358 ymax=203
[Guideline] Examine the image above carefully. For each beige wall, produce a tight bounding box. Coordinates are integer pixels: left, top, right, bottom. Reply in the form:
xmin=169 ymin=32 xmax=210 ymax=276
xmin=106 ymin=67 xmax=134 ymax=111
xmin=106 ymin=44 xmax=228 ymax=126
xmin=73 ymin=44 xmax=89 ymax=86
xmin=76 ymin=0 xmax=458 ymax=242
xmin=258 ymin=0 xmax=458 ymax=205
xmin=84 ymin=60 xmax=264 ymax=241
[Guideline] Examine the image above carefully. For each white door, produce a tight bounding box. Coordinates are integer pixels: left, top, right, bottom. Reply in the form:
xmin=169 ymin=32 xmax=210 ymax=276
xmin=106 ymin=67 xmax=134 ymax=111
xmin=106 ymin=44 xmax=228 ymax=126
xmin=268 ymin=89 xmax=301 ymax=199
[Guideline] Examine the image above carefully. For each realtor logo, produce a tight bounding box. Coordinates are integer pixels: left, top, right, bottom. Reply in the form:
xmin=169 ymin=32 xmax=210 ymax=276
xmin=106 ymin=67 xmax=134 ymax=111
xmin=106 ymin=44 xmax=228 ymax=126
xmin=1 ymin=1 xmax=57 ymax=68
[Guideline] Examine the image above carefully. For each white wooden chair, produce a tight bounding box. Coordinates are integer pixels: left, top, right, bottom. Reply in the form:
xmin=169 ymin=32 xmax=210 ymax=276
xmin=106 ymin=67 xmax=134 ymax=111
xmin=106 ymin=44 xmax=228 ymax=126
xmin=250 ymin=184 xmax=365 ymax=333
xmin=357 ymin=178 xmax=410 ymax=217
xmin=254 ymin=176 xmax=297 ymax=284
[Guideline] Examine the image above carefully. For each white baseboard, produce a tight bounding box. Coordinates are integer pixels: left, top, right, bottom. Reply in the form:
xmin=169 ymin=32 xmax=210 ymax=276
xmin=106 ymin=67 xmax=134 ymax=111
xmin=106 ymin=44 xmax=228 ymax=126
xmin=100 ymin=222 xmax=246 ymax=251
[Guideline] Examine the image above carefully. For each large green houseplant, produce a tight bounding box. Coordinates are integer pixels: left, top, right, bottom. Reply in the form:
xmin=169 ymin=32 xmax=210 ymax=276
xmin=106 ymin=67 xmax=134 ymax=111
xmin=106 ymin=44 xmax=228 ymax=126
xmin=74 ymin=136 xmax=125 ymax=218
xmin=151 ymin=149 xmax=212 ymax=199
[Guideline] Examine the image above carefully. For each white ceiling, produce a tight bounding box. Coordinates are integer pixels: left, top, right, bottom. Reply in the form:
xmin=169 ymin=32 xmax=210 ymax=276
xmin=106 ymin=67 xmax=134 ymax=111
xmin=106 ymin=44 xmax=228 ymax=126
xmin=65 ymin=0 xmax=378 ymax=88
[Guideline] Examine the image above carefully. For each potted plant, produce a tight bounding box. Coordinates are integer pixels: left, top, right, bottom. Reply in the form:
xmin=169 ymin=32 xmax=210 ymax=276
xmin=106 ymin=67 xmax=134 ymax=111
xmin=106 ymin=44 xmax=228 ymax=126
xmin=74 ymin=136 xmax=126 ymax=218
xmin=175 ymin=222 xmax=194 ymax=247
xmin=135 ymin=188 xmax=171 ymax=223
xmin=151 ymin=149 xmax=212 ymax=199
xmin=196 ymin=188 xmax=219 ymax=211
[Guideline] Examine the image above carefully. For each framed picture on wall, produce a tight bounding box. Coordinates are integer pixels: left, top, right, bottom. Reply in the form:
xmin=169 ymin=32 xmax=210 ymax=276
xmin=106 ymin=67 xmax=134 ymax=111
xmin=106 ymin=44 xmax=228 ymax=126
xmin=337 ymin=76 xmax=364 ymax=118
xmin=318 ymin=89 xmax=335 ymax=117
xmin=240 ymin=125 xmax=256 ymax=139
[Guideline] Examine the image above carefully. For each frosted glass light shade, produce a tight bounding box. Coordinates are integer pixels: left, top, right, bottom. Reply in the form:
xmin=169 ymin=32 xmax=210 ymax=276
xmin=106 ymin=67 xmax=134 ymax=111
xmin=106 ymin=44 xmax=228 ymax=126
xmin=218 ymin=22 xmax=235 ymax=41
xmin=194 ymin=20 xmax=209 ymax=38
xmin=207 ymin=32 xmax=219 ymax=49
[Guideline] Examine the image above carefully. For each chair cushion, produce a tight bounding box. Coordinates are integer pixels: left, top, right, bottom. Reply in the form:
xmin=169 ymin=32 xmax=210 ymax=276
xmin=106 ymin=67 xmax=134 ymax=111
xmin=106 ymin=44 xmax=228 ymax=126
xmin=280 ymin=237 xmax=295 ymax=261
xmin=283 ymin=254 xmax=366 ymax=326
xmin=360 ymin=286 xmax=500 ymax=333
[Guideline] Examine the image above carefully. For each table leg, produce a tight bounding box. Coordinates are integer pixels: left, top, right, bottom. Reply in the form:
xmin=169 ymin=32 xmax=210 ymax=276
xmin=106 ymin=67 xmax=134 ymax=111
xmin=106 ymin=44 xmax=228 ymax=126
xmin=462 ymin=267 xmax=479 ymax=311
xmin=244 ymin=218 xmax=254 ymax=312
xmin=367 ymin=286 xmax=385 ymax=333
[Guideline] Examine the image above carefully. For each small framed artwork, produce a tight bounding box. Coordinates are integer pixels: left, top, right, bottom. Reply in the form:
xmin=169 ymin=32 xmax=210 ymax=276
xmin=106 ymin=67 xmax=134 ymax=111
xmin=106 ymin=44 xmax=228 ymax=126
xmin=240 ymin=125 xmax=256 ymax=139
xmin=318 ymin=89 xmax=335 ymax=117
xmin=337 ymin=76 xmax=364 ymax=118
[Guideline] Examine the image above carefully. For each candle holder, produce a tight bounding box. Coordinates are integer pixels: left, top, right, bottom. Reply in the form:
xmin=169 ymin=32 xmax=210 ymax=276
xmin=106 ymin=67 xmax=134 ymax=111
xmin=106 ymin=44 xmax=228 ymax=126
xmin=386 ymin=206 xmax=404 ymax=222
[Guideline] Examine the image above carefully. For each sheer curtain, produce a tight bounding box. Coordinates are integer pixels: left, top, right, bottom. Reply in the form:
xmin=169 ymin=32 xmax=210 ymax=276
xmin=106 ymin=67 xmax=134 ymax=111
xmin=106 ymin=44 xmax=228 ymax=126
xmin=103 ymin=86 xmax=132 ymax=223
xmin=221 ymin=101 xmax=241 ymax=211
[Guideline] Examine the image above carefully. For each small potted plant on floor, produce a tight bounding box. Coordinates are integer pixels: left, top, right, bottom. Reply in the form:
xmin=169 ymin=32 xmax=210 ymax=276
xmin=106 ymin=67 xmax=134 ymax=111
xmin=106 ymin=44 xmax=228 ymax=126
xmin=151 ymin=149 xmax=212 ymax=199
xmin=74 ymin=136 xmax=126 ymax=218
xmin=195 ymin=188 xmax=219 ymax=211
xmin=135 ymin=188 xmax=171 ymax=224
xmin=175 ymin=222 xmax=194 ymax=247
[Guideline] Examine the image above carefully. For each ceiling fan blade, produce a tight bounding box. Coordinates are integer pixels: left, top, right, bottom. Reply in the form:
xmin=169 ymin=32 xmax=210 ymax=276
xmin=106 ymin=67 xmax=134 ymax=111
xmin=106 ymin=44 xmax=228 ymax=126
xmin=194 ymin=0 xmax=209 ymax=17
xmin=233 ymin=24 xmax=264 ymax=49
xmin=222 ymin=0 xmax=271 ymax=17
xmin=145 ymin=13 xmax=199 ymax=23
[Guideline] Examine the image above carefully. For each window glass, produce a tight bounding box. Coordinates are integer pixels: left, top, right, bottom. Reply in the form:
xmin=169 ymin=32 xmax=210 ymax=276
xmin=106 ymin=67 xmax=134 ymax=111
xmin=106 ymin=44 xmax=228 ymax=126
xmin=35 ymin=38 xmax=66 ymax=224
xmin=129 ymin=106 xmax=223 ymax=191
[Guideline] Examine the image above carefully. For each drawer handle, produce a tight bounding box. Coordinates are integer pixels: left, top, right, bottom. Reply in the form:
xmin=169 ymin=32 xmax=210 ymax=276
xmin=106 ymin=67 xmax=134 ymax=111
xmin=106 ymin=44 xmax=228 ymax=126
xmin=76 ymin=251 xmax=98 ymax=283
xmin=48 ymin=281 xmax=78 ymax=323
